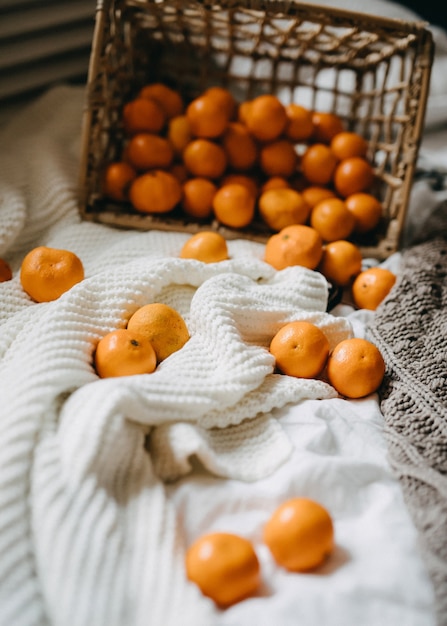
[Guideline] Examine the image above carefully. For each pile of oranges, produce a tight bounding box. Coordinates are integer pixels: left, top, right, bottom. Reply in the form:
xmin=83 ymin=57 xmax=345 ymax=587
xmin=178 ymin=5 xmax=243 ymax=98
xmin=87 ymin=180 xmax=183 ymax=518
xmin=103 ymin=82 xmax=383 ymax=247
xmin=103 ymin=81 xmax=395 ymax=300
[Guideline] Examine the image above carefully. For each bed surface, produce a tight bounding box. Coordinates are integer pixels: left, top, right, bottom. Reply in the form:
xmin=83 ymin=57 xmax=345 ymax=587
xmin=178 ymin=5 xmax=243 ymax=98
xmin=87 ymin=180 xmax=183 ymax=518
xmin=0 ymin=2 xmax=446 ymax=625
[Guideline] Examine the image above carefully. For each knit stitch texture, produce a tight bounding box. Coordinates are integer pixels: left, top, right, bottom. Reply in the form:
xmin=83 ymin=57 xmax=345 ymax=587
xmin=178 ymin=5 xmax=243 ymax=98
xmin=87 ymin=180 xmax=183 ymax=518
xmin=368 ymin=210 xmax=447 ymax=626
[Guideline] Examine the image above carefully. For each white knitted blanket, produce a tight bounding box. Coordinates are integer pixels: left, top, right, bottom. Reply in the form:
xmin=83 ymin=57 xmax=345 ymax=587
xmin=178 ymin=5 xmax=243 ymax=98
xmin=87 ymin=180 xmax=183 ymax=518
xmin=0 ymin=87 xmax=356 ymax=626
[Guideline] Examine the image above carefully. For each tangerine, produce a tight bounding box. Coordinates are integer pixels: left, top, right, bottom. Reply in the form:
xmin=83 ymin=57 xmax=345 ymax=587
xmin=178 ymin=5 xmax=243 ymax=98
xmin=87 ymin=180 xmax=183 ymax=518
xmin=129 ymin=170 xmax=182 ymax=214
xmin=126 ymin=133 xmax=174 ymax=171
xmin=180 ymin=231 xmax=229 ymax=263
xmin=311 ymin=111 xmax=344 ymax=143
xmin=212 ymin=183 xmax=256 ymax=229
xmin=222 ymin=122 xmax=258 ymax=171
xmin=259 ymin=139 xmax=298 ymax=178
xmin=237 ymin=99 xmax=252 ymax=126
xmin=126 ymin=302 xmax=189 ymax=363
xmin=285 ymin=103 xmax=314 ymax=142
xmin=20 ymin=246 xmax=84 ymax=303
xmin=263 ymin=498 xmax=334 ymax=572
xmin=243 ymin=94 xmax=288 ymax=142
xmin=258 ymin=188 xmax=310 ymax=231
xmin=122 ymin=97 xmax=166 ymax=135
xmin=264 ymin=224 xmax=323 ymax=271
xmin=94 ymin=329 xmax=157 ymax=378
xmin=167 ymin=115 xmax=193 ymax=157
xmin=181 ymin=177 xmax=217 ymax=219
xmin=330 ymin=131 xmax=368 ymax=160
xmin=333 ymin=156 xmax=375 ymax=198
xmin=186 ymin=94 xmax=230 ymax=138
xmin=327 ymin=337 xmax=385 ymax=398
xmin=183 ymin=139 xmax=228 ymax=179
xmin=220 ymin=173 xmax=258 ymax=199
xmin=269 ymin=320 xmax=330 ymax=379
xmin=103 ymin=161 xmax=137 ymax=202
xmin=204 ymin=86 xmax=237 ymax=118
xmin=351 ymin=267 xmax=396 ymax=310
xmin=139 ymin=82 xmax=184 ymax=119
xmin=345 ymin=192 xmax=383 ymax=234
xmin=185 ymin=532 xmax=260 ymax=607
xmin=301 ymin=186 xmax=336 ymax=209
xmin=300 ymin=143 xmax=338 ymax=186
xmin=310 ymin=198 xmax=355 ymax=242
xmin=318 ymin=240 xmax=363 ymax=286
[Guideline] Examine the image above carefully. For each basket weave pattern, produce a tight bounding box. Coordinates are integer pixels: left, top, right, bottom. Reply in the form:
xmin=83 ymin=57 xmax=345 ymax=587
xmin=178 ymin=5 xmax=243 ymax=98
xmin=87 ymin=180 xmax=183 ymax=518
xmin=79 ymin=0 xmax=434 ymax=259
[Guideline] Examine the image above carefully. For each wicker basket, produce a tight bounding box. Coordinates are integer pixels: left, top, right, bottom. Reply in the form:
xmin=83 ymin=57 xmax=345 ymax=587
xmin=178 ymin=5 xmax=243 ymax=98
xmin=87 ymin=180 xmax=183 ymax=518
xmin=79 ymin=0 xmax=434 ymax=259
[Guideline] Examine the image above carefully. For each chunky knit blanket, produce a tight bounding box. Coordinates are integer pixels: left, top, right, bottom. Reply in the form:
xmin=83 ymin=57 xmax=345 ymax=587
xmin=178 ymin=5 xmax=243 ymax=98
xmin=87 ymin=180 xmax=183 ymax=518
xmin=368 ymin=204 xmax=447 ymax=626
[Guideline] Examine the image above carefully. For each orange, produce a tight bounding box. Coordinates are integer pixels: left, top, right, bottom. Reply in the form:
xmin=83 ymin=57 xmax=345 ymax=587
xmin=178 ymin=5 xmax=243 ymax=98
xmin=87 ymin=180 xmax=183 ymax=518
xmin=258 ymin=188 xmax=310 ymax=231
xmin=326 ymin=337 xmax=385 ymax=398
xmin=333 ymin=156 xmax=375 ymax=198
xmin=129 ymin=170 xmax=182 ymax=214
xmin=284 ymin=103 xmax=314 ymax=142
xmin=180 ymin=231 xmax=229 ymax=263
xmin=103 ymin=161 xmax=137 ymax=202
xmin=185 ymin=532 xmax=260 ymax=607
xmin=330 ymin=131 xmax=368 ymax=161
xmin=122 ymin=97 xmax=166 ymax=135
xmin=318 ymin=240 xmax=363 ymax=286
xmin=20 ymin=246 xmax=84 ymax=303
xmin=126 ymin=133 xmax=174 ymax=171
xmin=212 ymin=183 xmax=256 ymax=229
xmin=263 ymin=498 xmax=334 ymax=572
xmin=300 ymin=143 xmax=338 ymax=186
xmin=186 ymin=93 xmax=230 ymax=139
xmin=345 ymin=192 xmax=383 ymax=234
xmin=261 ymin=176 xmax=290 ymax=193
xmin=0 ymin=258 xmax=13 ymax=282
xmin=301 ymin=186 xmax=336 ymax=209
xmin=310 ymin=197 xmax=355 ymax=242
xmin=181 ymin=177 xmax=217 ymax=219
xmin=264 ymin=224 xmax=323 ymax=271
xmin=139 ymin=82 xmax=184 ymax=119
xmin=243 ymin=94 xmax=288 ymax=142
xmin=126 ymin=302 xmax=189 ymax=363
xmin=237 ymin=99 xmax=252 ymax=125
xmin=351 ymin=267 xmax=396 ymax=310
xmin=259 ymin=139 xmax=298 ymax=178
xmin=220 ymin=173 xmax=258 ymax=199
xmin=221 ymin=122 xmax=258 ymax=171
xmin=311 ymin=111 xmax=344 ymax=143
xmin=183 ymin=139 xmax=227 ymax=179
xmin=269 ymin=320 xmax=330 ymax=378
xmin=204 ymin=86 xmax=237 ymax=119
xmin=93 ymin=329 xmax=157 ymax=378
xmin=167 ymin=115 xmax=193 ymax=157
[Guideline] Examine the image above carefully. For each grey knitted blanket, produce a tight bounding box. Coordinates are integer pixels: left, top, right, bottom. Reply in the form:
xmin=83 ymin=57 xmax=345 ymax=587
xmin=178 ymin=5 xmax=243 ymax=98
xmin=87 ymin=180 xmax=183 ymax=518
xmin=368 ymin=202 xmax=447 ymax=626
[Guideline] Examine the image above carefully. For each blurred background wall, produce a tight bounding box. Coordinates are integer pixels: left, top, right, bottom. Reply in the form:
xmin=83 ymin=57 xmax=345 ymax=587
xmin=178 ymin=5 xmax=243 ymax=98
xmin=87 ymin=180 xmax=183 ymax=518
xmin=0 ymin=1 xmax=445 ymax=120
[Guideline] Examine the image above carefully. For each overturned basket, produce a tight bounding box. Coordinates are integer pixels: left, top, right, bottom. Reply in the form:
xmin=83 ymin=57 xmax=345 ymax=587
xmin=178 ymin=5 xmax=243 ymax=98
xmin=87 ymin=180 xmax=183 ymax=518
xmin=79 ymin=0 xmax=434 ymax=259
